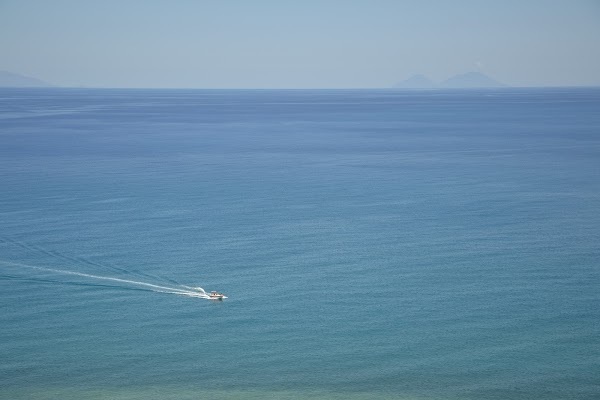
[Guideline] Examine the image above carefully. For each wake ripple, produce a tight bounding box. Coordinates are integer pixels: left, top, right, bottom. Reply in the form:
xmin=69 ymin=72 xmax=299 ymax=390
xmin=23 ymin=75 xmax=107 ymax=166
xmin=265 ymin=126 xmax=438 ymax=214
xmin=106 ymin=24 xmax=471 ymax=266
xmin=0 ymin=236 xmax=184 ymax=287
xmin=0 ymin=260 xmax=211 ymax=299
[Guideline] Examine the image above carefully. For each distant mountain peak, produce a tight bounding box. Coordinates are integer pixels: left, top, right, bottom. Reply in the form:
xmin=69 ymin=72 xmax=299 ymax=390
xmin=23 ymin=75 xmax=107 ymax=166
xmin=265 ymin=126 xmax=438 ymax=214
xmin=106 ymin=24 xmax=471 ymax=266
xmin=0 ymin=71 xmax=52 ymax=87
xmin=393 ymin=71 xmax=507 ymax=89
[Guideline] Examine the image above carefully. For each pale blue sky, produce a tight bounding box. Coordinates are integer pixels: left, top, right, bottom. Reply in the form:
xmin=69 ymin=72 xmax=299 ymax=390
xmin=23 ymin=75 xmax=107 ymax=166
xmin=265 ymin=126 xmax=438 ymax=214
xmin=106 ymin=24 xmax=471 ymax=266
xmin=1 ymin=0 xmax=599 ymax=88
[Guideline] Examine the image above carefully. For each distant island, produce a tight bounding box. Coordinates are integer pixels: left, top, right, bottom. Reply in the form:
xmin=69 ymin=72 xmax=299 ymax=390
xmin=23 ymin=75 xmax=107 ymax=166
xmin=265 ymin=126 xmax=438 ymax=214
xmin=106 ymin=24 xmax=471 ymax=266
xmin=0 ymin=71 xmax=52 ymax=87
xmin=1 ymin=70 xmax=510 ymax=89
xmin=394 ymin=72 xmax=507 ymax=89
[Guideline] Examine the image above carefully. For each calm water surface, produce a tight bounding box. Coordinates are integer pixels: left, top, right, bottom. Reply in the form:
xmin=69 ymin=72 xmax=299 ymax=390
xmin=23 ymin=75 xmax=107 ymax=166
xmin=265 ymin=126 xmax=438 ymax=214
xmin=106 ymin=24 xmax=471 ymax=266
xmin=1 ymin=88 xmax=599 ymax=399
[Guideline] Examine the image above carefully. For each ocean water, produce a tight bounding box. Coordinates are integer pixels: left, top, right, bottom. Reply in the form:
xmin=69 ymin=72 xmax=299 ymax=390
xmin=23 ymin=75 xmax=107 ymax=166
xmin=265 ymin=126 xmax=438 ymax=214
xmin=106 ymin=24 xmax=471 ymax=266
xmin=0 ymin=88 xmax=599 ymax=400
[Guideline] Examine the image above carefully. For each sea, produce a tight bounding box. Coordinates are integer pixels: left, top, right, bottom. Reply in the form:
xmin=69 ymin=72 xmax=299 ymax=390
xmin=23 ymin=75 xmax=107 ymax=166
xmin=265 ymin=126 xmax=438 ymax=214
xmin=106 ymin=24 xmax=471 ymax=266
xmin=0 ymin=87 xmax=599 ymax=400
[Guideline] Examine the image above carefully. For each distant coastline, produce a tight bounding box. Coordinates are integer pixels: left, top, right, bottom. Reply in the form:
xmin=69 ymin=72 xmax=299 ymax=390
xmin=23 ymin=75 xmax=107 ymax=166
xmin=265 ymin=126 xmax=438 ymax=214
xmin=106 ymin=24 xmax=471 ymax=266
xmin=0 ymin=71 xmax=53 ymax=87
xmin=1 ymin=70 xmax=598 ymax=90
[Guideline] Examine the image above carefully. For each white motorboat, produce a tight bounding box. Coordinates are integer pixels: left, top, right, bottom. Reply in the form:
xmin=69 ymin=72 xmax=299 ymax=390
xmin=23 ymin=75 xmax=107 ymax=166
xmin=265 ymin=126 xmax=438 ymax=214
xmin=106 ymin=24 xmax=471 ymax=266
xmin=208 ymin=291 xmax=227 ymax=300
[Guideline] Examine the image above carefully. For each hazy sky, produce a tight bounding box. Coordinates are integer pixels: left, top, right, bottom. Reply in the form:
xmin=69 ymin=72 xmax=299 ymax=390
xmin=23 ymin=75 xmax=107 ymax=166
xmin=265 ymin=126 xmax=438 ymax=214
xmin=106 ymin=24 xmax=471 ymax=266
xmin=1 ymin=0 xmax=599 ymax=88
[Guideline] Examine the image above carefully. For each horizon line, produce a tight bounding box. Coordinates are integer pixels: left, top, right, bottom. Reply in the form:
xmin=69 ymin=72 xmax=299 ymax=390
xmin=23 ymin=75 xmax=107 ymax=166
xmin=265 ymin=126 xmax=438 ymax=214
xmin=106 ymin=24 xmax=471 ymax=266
xmin=1 ymin=85 xmax=600 ymax=90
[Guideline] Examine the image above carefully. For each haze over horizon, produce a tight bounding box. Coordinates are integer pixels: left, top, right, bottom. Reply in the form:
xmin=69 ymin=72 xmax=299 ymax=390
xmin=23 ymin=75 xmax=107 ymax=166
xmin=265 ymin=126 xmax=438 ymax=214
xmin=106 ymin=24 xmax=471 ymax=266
xmin=1 ymin=0 xmax=599 ymax=89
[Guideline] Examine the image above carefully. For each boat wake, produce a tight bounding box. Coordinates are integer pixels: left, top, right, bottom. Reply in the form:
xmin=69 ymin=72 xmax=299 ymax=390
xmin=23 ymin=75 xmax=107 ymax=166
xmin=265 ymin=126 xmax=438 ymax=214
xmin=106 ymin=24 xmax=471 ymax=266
xmin=0 ymin=237 xmax=215 ymax=300
xmin=0 ymin=260 xmax=212 ymax=299
xmin=0 ymin=236 xmax=183 ymax=286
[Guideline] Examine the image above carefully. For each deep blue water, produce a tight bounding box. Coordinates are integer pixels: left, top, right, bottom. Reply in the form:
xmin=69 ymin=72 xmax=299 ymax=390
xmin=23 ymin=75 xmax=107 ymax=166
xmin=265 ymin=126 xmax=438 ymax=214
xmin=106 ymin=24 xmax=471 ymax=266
xmin=0 ymin=88 xmax=599 ymax=399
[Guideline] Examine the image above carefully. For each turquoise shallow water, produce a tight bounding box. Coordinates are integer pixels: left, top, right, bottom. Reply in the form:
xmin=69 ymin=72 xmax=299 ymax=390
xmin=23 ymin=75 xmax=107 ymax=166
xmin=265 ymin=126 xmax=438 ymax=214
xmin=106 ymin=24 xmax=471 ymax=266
xmin=0 ymin=88 xmax=599 ymax=399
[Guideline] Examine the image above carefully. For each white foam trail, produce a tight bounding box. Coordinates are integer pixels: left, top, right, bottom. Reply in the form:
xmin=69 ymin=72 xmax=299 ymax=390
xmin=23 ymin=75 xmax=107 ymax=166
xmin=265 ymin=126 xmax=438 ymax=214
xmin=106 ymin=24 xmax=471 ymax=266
xmin=180 ymin=285 xmax=207 ymax=294
xmin=1 ymin=236 xmax=183 ymax=286
xmin=0 ymin=260 xmax=211 ymax=299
